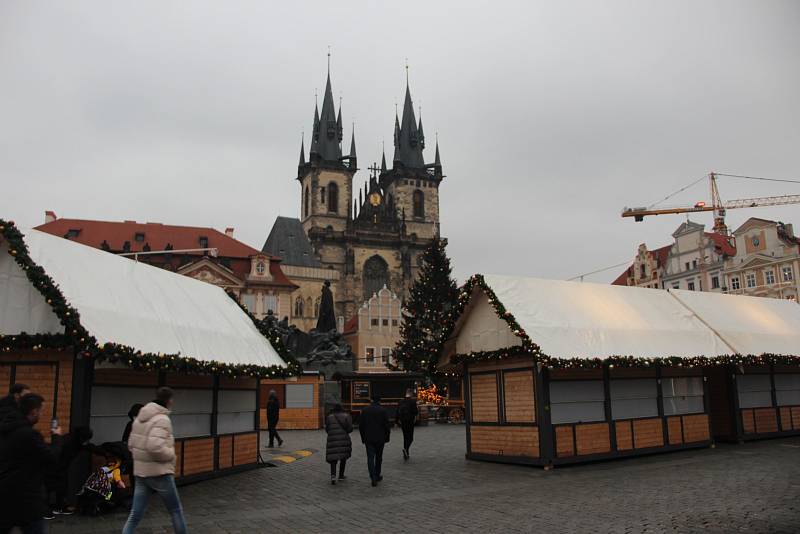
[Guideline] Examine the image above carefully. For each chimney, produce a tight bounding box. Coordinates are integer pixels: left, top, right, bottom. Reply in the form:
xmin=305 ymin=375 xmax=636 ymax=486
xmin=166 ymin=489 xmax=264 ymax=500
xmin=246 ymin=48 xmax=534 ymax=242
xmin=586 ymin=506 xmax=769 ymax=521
xmin=225 ymin=227 xmax=235 ymax=238
xmin=785 ymin=224 xmax=794 ymax=238
xmin=45 ymin=210 xmax=57 ymax=224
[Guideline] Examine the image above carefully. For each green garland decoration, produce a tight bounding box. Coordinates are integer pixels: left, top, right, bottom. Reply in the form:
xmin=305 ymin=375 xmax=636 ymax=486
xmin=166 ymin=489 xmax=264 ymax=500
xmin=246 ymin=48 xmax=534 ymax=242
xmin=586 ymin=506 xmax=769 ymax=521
xmin=0 ymin=219 xmax=297 ymax=378
xmin=441 ymin=274 xmax=800 ymax=373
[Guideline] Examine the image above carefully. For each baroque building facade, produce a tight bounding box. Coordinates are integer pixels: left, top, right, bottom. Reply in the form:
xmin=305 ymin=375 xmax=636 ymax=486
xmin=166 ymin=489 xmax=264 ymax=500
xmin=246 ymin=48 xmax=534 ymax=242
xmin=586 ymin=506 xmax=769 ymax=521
xmin=264 ymin=65 xmax=444 ymax=326
xmin=722 ymin=218 xmax=799 ymax=300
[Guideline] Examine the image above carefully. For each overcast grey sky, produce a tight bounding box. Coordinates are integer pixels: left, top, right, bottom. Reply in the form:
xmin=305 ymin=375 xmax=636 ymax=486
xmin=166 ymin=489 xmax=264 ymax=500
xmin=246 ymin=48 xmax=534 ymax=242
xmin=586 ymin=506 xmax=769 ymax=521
xmin=2 ymin=1 xmax=799 ymax=283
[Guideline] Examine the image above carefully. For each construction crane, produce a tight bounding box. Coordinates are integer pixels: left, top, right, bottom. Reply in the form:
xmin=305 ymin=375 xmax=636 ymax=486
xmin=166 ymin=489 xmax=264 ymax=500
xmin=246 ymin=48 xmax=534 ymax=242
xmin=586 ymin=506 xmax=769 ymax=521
xmin=622 ymin=172 xmax=800 ymax=235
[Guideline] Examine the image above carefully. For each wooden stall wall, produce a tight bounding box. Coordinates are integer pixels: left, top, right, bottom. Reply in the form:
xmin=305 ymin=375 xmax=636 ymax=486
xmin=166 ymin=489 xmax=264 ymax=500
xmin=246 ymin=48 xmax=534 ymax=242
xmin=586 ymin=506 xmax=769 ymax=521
xmin=260 ymin=375 xmax=324 ymax=430
xmin=735 ymin=365 xmax=800 ymax=440
xmin=0 ymin=350 xmax=74 ymax=439
xmin=466 ymin=357 xmax=540 ymax=462
xmin=549 ymin=365 xmax=711 ymax=465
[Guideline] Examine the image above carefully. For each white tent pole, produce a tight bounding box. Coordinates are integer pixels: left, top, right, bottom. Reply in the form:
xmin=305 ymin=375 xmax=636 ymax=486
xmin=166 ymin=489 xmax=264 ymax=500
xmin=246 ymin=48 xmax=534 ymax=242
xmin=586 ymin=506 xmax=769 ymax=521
xmin=666 ymin=290 xmax=741 ymax=355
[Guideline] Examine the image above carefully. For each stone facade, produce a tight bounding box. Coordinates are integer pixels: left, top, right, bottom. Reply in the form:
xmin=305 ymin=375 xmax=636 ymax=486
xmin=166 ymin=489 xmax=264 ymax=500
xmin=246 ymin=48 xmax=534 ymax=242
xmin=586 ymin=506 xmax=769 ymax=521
xmin=267 ymin=66 xmax=445 ymax=328
xmin=661 ymin=221 xmax=734 ymax=292
xmin=723 ymin=218 xmax=800 ymax=300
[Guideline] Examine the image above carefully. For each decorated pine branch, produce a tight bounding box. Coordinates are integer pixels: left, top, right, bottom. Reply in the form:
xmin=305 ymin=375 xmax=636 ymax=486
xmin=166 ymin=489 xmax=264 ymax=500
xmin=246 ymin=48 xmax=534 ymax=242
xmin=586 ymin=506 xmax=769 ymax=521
xmin=390 ymin=238 xmax=459 ymax=376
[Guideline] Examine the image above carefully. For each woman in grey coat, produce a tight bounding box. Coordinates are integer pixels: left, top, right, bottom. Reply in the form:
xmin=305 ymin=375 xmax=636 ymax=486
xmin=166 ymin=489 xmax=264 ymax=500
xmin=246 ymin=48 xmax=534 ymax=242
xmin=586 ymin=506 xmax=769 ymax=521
xmin=325 ymin=404 xmax=353 ymax=485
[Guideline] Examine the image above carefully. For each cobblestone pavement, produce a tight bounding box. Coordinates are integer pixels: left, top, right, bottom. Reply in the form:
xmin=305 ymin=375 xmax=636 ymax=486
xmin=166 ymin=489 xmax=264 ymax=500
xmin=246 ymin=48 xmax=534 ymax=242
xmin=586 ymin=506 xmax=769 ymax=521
xmin=50 ymin=425 xmax=800 ymax=533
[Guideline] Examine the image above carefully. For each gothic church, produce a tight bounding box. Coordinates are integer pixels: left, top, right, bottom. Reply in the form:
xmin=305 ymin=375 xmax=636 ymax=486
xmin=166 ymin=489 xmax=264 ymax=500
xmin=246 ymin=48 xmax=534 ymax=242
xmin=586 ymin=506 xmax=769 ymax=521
xmin=263 ymin=64 xmax=444 ymax=326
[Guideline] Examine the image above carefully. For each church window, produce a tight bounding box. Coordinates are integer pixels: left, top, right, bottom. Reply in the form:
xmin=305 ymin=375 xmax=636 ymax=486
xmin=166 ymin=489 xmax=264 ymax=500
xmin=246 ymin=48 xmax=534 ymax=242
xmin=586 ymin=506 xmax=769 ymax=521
xmin=304 ymin=186 xmax=310 ymax=217
xmin=321 ymin=187 xmax=326 ymax=204
xmin=363 ymin=255 xmax=389 ymax=299
xmin=639 ymin=264 xmax=646 ymax=279
xmin=413 ymin=190 xmax=425 ymax=218
xmin=328 ymin=182 xmax=339 ymax=213
xmin=314 ymin=297 xmax=321 ymax=318
xmin=306 ymin=297 xmax=313 ymax=317
xmin=294 ymin=297 xmax=304 ymax=317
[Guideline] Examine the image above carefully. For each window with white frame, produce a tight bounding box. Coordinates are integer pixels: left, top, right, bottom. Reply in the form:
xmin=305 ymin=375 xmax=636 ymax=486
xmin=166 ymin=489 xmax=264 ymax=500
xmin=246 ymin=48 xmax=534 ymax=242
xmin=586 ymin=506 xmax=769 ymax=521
xmin=264 ymin=294 xmax=278 ymax=314
xmin=774 ymin=374 xmax=800 ymax=406
xmin=380 ymin=347 xmax=391 ymax=364
xmin=672 ymin=283 xmax=680 ymax=290
xmin=687 ymin=281 xmax=695 ymax=291
xmin=711 ymin=276 xmax=720 ymax=289
xmin=731 ymin=277 xmax=741 ymax=290
xmin=746 ymin=273 xmax=756 ymax=288
xmin=610 ymin=379 xmax=658 ymax=419
xmin=662 ymin=377 xmax=704 ymax=415
xmin=241 ymin=293 xmax=255 ymax=312
xmin=765 ymin=270 xmax=775 ymax=285
xmin=549 ymin=380 xmax=605 ymax=424
xmin=737 ymin=374 xmax=773 ymax=408
xmin=783 ymin=266 xmax=794 ymax=282
xmin=365 ymin=347 xmax=375 ymax=363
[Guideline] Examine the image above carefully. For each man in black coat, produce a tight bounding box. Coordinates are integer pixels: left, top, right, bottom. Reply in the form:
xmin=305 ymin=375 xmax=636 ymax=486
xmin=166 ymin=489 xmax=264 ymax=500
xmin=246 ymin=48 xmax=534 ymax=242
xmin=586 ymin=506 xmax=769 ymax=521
xmin=396 ymin=389 xmax=419 ymax=460
xmin=359 ymin=395 xmax=391 ymax=486
xmin=0 ymin=393 xmax=63 ymax=534
xmin=266 ymin=390 xmax=283 ymax=447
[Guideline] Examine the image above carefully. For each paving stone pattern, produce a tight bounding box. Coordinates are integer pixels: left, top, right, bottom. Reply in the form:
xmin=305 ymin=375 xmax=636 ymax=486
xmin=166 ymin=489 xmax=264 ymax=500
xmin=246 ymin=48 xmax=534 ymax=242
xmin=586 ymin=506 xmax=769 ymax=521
xmin=51 ymin=426 xmax=800 ymax=533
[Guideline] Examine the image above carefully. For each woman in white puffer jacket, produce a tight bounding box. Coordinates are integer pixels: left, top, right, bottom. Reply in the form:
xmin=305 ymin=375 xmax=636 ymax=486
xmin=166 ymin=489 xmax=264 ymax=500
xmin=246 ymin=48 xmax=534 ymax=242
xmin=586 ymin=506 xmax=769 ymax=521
xmin=123 ymin=387 xmax=187 ymax=534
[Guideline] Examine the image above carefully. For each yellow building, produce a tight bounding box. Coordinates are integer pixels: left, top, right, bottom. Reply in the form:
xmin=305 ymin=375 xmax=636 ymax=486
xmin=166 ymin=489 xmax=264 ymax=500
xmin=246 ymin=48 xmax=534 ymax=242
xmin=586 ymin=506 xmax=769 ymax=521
xmin=342 ymin=286 xmax=403 ymax=372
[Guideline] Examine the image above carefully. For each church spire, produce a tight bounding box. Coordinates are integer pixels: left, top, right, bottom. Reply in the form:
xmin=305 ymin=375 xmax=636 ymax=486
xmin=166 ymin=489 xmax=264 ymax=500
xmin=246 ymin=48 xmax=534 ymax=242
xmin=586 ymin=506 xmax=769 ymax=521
xmin=393 ymin=72 xmax=425 ymax=169
xmin=299 ymin=134 xmax=306 ymax=166
xmin=310 ymin=57 xmax=343 ymax=164
xmin=434 ymin=138 xmax=441 ymax=167
xmin=381 ymin=144 xmax=387 ymax=172
xmin=418 ymin=107 xmax=425 ymax=150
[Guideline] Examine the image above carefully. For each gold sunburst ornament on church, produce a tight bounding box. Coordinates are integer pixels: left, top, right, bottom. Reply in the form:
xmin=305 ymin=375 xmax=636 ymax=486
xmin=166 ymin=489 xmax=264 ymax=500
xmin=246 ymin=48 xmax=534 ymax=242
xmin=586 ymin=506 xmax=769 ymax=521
xmin=369 ymin=191 xmax=382 ymax=206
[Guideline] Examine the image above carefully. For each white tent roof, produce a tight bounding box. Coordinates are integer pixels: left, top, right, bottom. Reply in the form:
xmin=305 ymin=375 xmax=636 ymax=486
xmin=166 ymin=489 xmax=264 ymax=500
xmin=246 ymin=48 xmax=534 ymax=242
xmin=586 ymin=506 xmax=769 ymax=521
xmin=669 ymin=289 xmax=800 ymax=356
xmin=2 ymin=229 xmax=285 ymax=369
xmin=464 ymin=274 xmax=800 ymax=359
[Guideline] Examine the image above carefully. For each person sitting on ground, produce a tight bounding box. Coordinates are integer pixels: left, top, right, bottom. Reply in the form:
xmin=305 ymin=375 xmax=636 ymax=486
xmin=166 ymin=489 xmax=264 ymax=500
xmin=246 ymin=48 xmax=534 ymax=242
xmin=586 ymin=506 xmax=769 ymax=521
xmin=325 ymin=404 xmax=353 ymax=485
xmin=0 ymin=393 xmax=63 ymax=534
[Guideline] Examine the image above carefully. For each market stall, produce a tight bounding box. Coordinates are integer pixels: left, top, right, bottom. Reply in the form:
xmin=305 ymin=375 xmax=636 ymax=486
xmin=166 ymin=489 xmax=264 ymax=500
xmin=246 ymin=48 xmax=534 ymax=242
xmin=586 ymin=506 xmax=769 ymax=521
xmin=0 ymin=222 xmax=295 ymax=483
xmin=440 ymin=274 xmax=800 ymax=467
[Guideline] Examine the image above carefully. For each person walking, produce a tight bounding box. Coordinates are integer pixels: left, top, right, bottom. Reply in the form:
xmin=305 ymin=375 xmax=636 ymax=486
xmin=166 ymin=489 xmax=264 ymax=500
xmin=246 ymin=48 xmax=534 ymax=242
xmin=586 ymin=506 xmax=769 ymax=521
xmin=324 ymin=404 xmax=353 ymax=485
xmin=122 ymin=403 xmax=143 ymax=444
xmin=358 ymin=395 xmax=391 ymax=487
xmin=0 ymin=393 xmax=63 ymax=534
xmin=266 ymin=390 xmax=283 ymax=448
xmin=396 ymin=389 xmax=419 ymax=461
xmin=123 ymin=387 xmax=187 ymax=534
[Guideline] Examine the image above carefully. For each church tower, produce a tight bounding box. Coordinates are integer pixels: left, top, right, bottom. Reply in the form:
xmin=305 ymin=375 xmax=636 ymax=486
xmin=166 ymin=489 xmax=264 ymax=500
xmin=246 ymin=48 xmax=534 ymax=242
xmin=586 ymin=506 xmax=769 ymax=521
xmin=379 ymin=76 xmax=443 ymax=241
xmin=297 ymin=63 xmax=357 ymax=237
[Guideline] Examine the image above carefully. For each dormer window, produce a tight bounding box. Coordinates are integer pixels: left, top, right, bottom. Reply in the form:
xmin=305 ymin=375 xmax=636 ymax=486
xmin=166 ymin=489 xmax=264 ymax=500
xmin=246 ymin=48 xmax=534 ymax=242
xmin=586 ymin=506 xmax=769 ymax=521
xmin=256 ymin=262 xmax=266 ymax=275
xmin=199 ymin=236 xmax=209 ymax=249
xmin=65 ymin=229 xmax=80 ymax=239
xmin=134 ymin=232 xmax=145 ymax=242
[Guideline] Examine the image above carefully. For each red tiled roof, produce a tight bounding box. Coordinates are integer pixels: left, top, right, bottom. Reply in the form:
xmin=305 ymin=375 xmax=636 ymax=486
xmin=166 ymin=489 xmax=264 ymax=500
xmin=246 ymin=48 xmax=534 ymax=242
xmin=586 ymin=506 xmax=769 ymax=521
xmin=35 ymin=217 xmax=297 ymax=288
xmin=342 ymin=315 xmax=359 ymax=335
xmin=611 ymin=266 xmax=631 ymax=286
xmin=705 ymin=232 xmax=736 ymax=257
xmin=36 ymin=218 xmax=263 ymax=258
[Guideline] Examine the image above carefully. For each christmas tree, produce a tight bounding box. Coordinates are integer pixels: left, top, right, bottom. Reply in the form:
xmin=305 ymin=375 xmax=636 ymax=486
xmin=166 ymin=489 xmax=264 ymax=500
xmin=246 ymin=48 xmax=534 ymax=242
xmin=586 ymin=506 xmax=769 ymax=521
xmin=391 ymin=238 xmax=459 ymax=377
